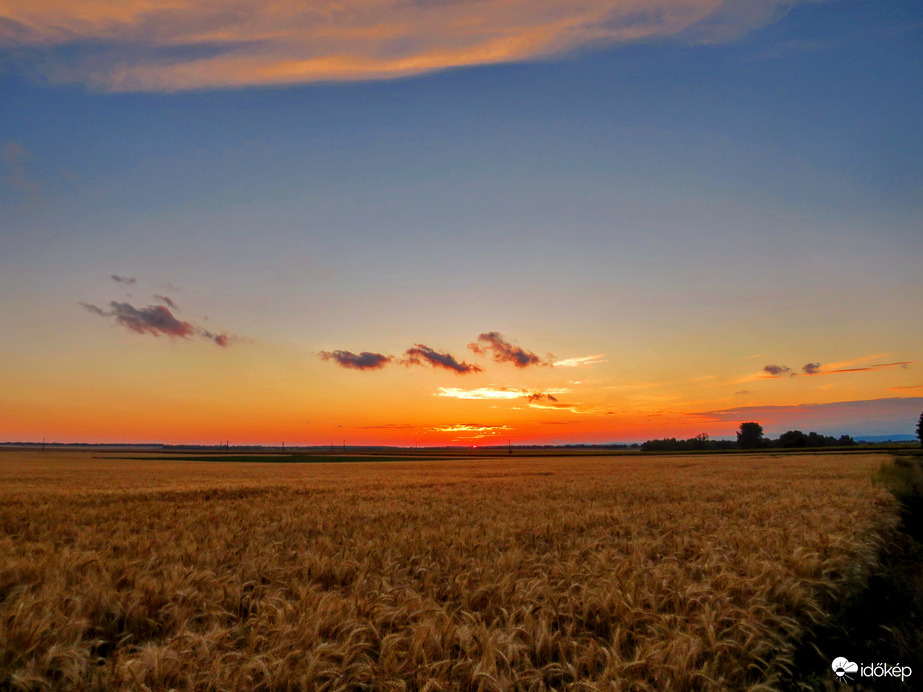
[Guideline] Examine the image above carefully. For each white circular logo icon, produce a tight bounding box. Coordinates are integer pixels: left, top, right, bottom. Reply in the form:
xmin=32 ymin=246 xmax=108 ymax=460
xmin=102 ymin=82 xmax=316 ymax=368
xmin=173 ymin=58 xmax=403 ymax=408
xmin=832 ymin=657 xmax=859 ymax=681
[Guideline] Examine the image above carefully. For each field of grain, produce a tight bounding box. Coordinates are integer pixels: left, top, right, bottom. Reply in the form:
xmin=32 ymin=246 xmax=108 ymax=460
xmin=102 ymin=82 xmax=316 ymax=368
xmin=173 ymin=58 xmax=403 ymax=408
xmin=0 ymin=450 xmax=900 ymax=690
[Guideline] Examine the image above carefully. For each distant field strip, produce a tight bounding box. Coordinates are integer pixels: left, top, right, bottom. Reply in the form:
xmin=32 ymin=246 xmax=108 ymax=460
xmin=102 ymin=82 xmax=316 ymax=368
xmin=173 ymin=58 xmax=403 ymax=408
xmin=0 ymin=452 xmax=899 ymax=690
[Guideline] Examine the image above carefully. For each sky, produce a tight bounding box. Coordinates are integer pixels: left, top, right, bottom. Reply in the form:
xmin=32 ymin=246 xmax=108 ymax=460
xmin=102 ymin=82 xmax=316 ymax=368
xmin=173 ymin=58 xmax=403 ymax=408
xmin=1 ymin=0 xmax=921 ymax=446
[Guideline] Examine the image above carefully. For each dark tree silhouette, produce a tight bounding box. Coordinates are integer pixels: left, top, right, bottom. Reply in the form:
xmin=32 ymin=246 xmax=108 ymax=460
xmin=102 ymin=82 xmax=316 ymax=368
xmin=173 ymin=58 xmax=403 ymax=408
xmin=737 ymin=422 xmax=764 ymax=449
xmin=778 ymin=430 xmax=809 ymax=448
xmin=918 ymin=411 xmax=923 ymax=448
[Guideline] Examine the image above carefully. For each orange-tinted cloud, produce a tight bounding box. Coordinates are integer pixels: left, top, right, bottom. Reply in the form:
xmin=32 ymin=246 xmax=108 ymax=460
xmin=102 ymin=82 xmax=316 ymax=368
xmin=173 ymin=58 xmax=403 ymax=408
xmin=437 ymin=387 xmax=568 ymax=400
xmin=0 ymin=1 xmax=804 ymax=91
xmin=432 ymin=424 xmax=512 ymax=433
xmin=690 ymin=397 xmax=923 ymax=436
xmin=552 ymin=354 xmax=607 ymax=368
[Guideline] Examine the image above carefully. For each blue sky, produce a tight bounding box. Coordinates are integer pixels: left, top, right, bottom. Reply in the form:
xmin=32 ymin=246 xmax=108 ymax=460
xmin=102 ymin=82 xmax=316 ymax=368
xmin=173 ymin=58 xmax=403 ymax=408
xmin=1 ymin=0 xmax=921 ymax=444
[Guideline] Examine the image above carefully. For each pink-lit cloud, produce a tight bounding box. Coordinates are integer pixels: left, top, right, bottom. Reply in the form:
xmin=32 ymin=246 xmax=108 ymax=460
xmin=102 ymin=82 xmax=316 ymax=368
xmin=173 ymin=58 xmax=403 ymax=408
xmin=552 ymin=354 xmax=608 ymax=368
xmin=0 ymin=1 xmax=807 ymax=91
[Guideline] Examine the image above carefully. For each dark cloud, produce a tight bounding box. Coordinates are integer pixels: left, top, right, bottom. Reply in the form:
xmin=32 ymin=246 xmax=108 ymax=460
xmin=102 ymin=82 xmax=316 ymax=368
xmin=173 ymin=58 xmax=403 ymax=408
xmin=81 ymin=300 xmax=231 ymax=346
xmin=82 ymin=301 xmax=195 ymax=338
xmin=402 ymin=344 xmax=482 ymax=374
xmin=357 ymin=423 xmax=415 ymax=429
xmin=318 ymin=350 xmax=392 ymax=371
xmin=826 ymin=361 xmax=911 ymax=374
xmin=468 ymin=331 xmax=548 ymax=368
xmin=526 ymin=392 xmax=559 ymax=402
xmin=153 ymin=294 xmax=178 ymax=309
xmin=802 ymin=362 xmax=822 ymax=375
xmin=201 ymin=329 xmax=231 ymax=348
xmin=110 ymin=274 xmax=136 ymax=285
xmin=763 ymin=364 xmax=794 ymax=377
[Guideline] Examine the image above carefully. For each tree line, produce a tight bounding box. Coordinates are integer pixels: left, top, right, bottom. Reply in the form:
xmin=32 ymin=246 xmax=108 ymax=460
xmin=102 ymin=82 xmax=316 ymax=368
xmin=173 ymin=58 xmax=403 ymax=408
xmin=641 ymin=422 xmax=856 ymax=452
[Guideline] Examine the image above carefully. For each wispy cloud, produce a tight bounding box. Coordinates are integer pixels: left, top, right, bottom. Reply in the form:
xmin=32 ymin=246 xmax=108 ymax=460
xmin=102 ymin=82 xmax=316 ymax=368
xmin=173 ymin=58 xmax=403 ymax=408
xmin=201 ymin=329 xmax=230 ymax=348
xmin=437 ymin=386 xmax=589 ymax=414
xmin=318 ymin=350 xmax=392 ymax=371
xmin=1 ymin=141 xmax=40 ymax=200
xmin=81 ymin=301 xmax=195 ymax=339
xmin=432 ymin=424 xmax=512 ymax=433
xmin=468 ymin=332 xmax=548 ymax=368
xmin=81 ymin=287 xmax=232 ymax=346
xmin=110 ymin=274 xmax=136 ymax=285
xmin=81 ymin=300 xmax=231 ymax=346
xmin=403 ymin=344 xmax=481 ymax=374
xmin=890 ymin=385 xmax=923 ymax=392
xmin=690 ymin=397 xmax=923 ymax=436
xmin=552 ymin=354 xmax=607 ymax=368
xmin=0 ymin=1 xmax=807 ymax=91
xmin=357 ymin=423 xmax=415 ymax=429
xmin=153 ymin=294 xmax=178 ymax=309
xmin=823 ymin=361 xmax=911 ymax=375
xmin=528 ymin=401 xmax=587 ymax=414
xmin=438 ymin=387 xmax=568 ymax=400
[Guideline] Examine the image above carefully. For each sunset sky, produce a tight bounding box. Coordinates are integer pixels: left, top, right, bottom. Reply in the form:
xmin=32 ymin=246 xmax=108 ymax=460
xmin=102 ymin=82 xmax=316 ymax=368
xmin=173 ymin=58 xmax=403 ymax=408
xmin=1 ymin=0 xmax=921 ymax=445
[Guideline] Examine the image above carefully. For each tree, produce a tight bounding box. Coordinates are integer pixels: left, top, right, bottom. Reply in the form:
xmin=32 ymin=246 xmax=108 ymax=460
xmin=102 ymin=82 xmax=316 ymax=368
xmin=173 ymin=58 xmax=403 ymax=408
xmin=737 ymin=422 xmax=764 ymax=449
xmin=918 ymin=411 xmax=923 ymax=448
xmin=779 ymin=430 xmax=809 ymax=448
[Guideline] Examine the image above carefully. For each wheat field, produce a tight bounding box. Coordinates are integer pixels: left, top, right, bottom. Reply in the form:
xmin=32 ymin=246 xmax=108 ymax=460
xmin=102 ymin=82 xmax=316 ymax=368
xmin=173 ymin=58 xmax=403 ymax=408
xmin=0 ymin=450 xmax=899 ymax=690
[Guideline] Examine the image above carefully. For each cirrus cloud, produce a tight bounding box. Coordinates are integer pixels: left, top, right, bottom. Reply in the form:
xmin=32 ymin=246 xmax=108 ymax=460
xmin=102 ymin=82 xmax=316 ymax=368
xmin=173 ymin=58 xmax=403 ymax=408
xmin=1 ymin=1 xmax=808 ymax=91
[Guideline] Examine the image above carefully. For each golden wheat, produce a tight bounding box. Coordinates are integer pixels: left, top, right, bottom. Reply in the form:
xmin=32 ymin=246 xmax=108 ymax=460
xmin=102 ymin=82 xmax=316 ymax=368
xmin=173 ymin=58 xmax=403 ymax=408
xmin=0 ymin=451 xmax=899 ymax=690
